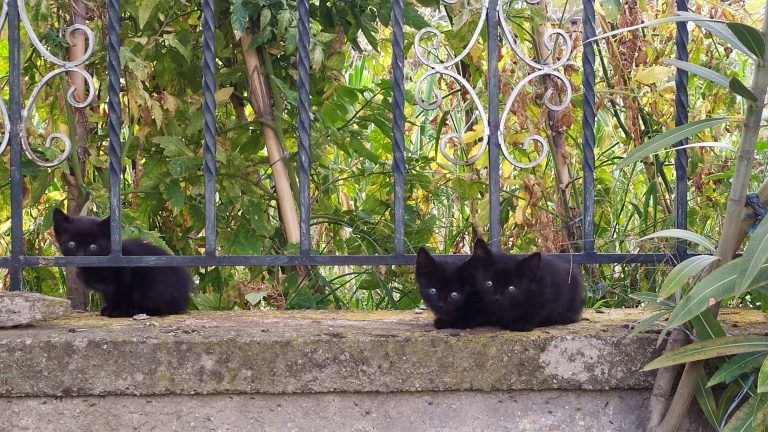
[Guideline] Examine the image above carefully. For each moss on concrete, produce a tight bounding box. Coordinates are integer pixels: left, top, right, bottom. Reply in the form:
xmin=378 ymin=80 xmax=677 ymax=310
xmin=0 ymin=308 xmax=764 ymax=397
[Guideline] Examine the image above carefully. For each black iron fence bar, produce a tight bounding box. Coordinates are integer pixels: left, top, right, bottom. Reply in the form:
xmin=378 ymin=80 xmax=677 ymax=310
xmin=297 ymin=0 xmax=312 ymax=256
xmin=390 ymin=0 xmax=406 ymax=256
xmin=7 ymin=252 xmax=686 ymax=267
xmin=106 ymin=0 xmax=123 ymax=256
xmin=8 ymin=0 xmax=23 ymax=291
xmin=580 ymin=0 xmax=596 ymax=255
xmin=201 ymin=0 xmax=217 ymax=256
xmin=487 ymin=0 xmax=501 ymax=251
xmin=674 ymin=0 xmax=689 ymax=259
xmin=1 ymin=0 xmax=700 ymax=289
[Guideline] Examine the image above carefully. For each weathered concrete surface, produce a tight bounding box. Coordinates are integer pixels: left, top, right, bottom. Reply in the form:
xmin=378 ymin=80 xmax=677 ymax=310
xmin=0 ymin=292 xmax=72 ymax=328
xmin=0 ymin=308 xmax=764 ymax=398
xmin=0 ymin=390 xmax=710 ymax=432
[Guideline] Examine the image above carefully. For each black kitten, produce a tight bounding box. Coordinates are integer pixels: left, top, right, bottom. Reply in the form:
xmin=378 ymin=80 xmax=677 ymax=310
xmin=52 ymin=208 xmax=191 ymax=317
xmin=415 ymin=247 xmax=484 ymax=329
xmin=464 ymin=238 xmax=583 ymax=331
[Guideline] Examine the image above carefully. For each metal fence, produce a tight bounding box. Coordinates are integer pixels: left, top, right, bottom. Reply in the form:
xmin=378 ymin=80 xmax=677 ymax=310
xmin=0 ymin=0 xmax=692 ymax=292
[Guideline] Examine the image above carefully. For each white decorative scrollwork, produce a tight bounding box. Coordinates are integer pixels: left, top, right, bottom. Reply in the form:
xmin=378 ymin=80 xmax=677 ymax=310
xmin=413 ymin=0 xmax=573 ymax=169
xmin=414 ymin=0 xmax=489 ymax=166
xmin=0 ymin=0 xmax=96 ymax=167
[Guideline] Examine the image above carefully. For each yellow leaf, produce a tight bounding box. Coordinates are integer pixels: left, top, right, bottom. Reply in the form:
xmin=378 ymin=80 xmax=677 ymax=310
xmin=635 ymin=66 xmax=675 ymax=85
xmin=214 ymin=87 xmax=235 ymax=105
xmin=514 ymin=199 xmax=526 ymax=224
xmin=461 ymin=124 xmax=484 ymax=144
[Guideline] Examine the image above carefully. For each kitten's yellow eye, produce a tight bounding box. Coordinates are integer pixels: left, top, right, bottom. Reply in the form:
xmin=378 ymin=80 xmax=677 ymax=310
xmin=66 ymin=241 xmax=76 ymax=249
xmin=450 ymin=292 xmax=460 ymax=300
xmin=427 ymin=288 xmax=437 ymax=295
xmin=507 ymin=286 xmax=516 ymax=293
xmin=88 ymin=244 xmax=98 ymax=252
xmin=485 ymin=281 xmax=493 ymax=288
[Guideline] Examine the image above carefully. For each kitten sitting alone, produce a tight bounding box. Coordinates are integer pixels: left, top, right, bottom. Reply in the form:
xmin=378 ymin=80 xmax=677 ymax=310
xmin=415 ymin=248 xmax=485 ymax=329
xmin=52 ymin=208 xmax=191 ymax=317
xmin=463 ymin=238 xmax=583 ymax=331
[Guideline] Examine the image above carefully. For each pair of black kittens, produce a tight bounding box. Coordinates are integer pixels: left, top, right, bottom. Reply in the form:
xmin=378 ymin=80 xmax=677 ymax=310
xmin=416 ymin=238 xmax=583 ymax=330
xmin=52 ymin=208 xmax=191 ymax=317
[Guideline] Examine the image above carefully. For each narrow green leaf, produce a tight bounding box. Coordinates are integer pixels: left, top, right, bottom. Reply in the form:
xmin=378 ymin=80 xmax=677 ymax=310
xmin=726 ymin=22 xmax=766 ymax=60
xmin=630 ymin=292 xmax=675 ymax=309
xmin=695 ymin=371 xmax=721 ymax=431
xmin=643 ymin=335 xmax=768 ymax=371
xmin=586 ymin=14 xmax=719 ymax=43
xmin=729 ymin=77 xmax=759 ymax=102
xmin=659 ymin=255 xmax=721 ymax=298
xmin=680 ymin=12 xmax=756 ymax=60
xmin=647 ymin=142 xmax=735 ymax=155
xmin=740 ymin=220 xmax=768 ymax=295
xmin=708 ymin=352 xmax=767 ymax=387
xmin=759 ymin=356 xmax=768 ymax=393
xmin=667 ymin=259 xmax=741 ymax=329
xmin=690 ymin=310 xmax=727 ymax=341
xmin=639 ymin=229 xmax=717 ymax=252
xmin=629 ymin=310 xmax=671 ymax=336
xmin=663 ymin=58 xmax=730 ymax=88
xmin=722 ymin=393 xmax=767 ymax=432
xmin=617 ymin=118 xmax=732 ymax=169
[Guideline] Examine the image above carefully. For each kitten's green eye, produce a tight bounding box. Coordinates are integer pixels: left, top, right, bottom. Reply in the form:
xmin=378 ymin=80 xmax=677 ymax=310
xmin=507 ymin=286 xmax=516 ymax=293
xmin=427 ymin=288 xmax=437 ymax=295
xmin=66 ymin=241 xmax=76 ymax=249
xmin=450 ymin=292 xmax=460 ymax=300
xmin=88 ymin=244 xmax=98 ymax=252
xmin=485 ymin=281 xmax=493 ymax=288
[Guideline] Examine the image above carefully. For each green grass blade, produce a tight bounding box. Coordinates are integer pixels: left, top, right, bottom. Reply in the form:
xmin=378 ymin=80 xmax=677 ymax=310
xmin=663 ymin=58 xmax=730 ymax=88
xmin=617 ymin=118 xmax=732 ymax=169
xmin=659 ymin=255 xmax=720 ymax=298
xmin=708 ymin=352 xmax=767 ymax=387
xmin=630 ymin=291 xmax=675 ymax=309
xmin=759 ymin=356 xmax=768 ymax=393
xmin=639 ymin=229 xmax=717 ymax=252
xmin=643 ymin=335 xmax=768 ymax=371
xmin=739 ymin=220 xmax=768 ymax=295
xmin=690 ymin=310 xmax=727 ymax=341
xmin=726 ymin=22 xmax=765 ymax=60
xmin=648 ymin=141 xmax=735 ymax=155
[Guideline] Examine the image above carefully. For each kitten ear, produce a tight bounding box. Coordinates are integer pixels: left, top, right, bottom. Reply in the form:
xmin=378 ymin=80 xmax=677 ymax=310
xmin=52 ymin=208 xmax=70 ymax=232
xmin=415 ymin=247 xmax=437 ymax=274
xmin=517 ymin=252 xmax=542 ymax=280
xmin=471 ymin=238 xmax=493 ymax=263
xmin=100 ymin=216 xmax=111 ymax=234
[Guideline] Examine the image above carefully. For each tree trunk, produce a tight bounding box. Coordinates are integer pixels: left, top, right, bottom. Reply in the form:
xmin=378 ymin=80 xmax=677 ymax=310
xmin=64 ymin=0 xmax=90 ymax=310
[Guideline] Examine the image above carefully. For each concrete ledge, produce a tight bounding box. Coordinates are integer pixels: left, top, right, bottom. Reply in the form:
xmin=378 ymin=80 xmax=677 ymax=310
xmin=0 ymin=309 xmax=764 ymax=397
xmin=0 ymin=390 xmax=710 ymax=432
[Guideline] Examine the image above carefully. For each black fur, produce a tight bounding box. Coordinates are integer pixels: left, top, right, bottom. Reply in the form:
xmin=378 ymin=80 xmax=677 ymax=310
xmin=415 ymin=247 xmax=485 ymax=329
xmin=463 ymin=238 xmax=583 ymax=331
xmin=52 ymin=208 xmax=191 ymax=317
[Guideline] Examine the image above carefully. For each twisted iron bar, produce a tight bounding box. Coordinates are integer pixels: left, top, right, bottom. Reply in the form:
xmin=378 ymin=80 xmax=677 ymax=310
xmin=581 ymin=0 xmax=597 ymax=253
xmin=106 ymin=0 xmax=122 ymax=254
xmin=391 ymin=0 xmax=407 ymax=254
xmin=674 ymin=0 xmax=689 ymax=258
xmin=201 ymin=0 xmax=217 ymax=256
xmin=297 ymin=0 xmax=312 ymax=256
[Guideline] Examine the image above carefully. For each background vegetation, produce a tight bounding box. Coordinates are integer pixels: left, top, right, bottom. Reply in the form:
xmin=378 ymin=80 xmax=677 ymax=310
xmin=0 ymin=0 xmax=765 ymax=315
